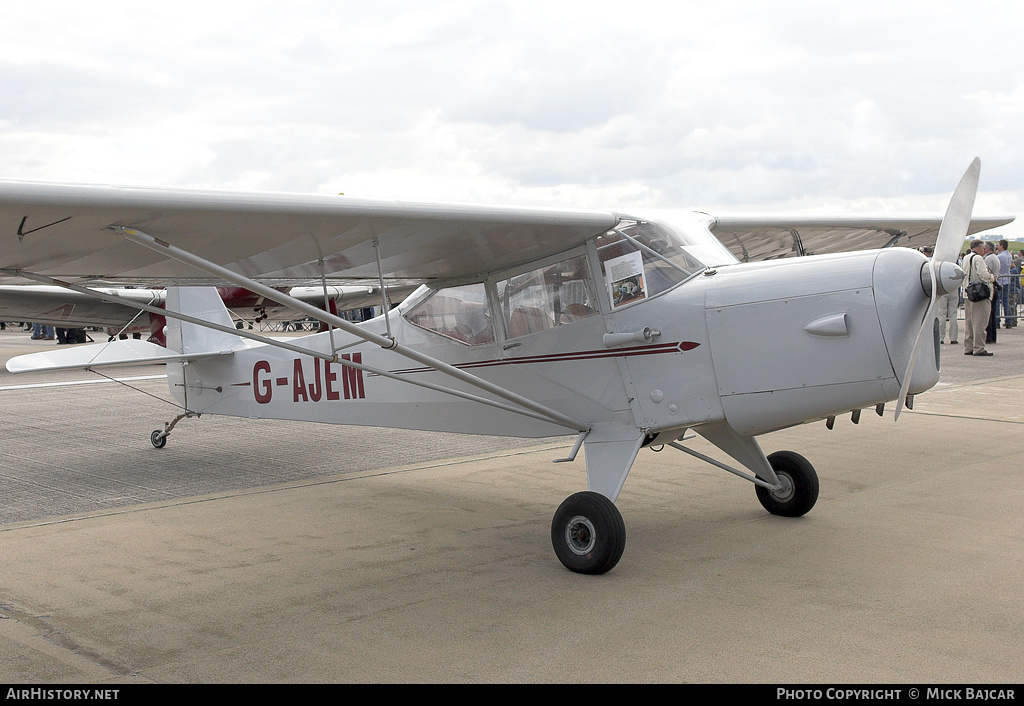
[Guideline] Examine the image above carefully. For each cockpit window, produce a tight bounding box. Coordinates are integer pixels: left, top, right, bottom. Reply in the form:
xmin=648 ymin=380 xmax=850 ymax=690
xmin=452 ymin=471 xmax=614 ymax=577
xmin=402 ymin=283 xmax=495 ymax=346
xmin=595 ymin=220 xmax=706 ymax=309
xmin=497 ymin=254 xmax=599 ymax=339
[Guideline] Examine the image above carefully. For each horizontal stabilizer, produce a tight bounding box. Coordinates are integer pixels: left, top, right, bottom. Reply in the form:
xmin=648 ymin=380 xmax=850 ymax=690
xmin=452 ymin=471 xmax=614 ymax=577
xmin=6 ymin=339 xmax=233 ymax=374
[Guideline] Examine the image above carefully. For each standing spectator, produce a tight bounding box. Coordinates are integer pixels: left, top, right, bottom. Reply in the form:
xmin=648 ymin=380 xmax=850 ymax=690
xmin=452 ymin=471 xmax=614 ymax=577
xmin=963 ymin=240 xmax=994 ymax=356
xmin=30 ymin=323 xmax=54 ymax=340
xmin=925 ymin=246 xmax=959 ymax=345
xmin=983 ymin=242 xmax=1000 ymax=344
xmin=937 ymin=275 xmax=960 ymax=345
xmin=996 ymin=239 xmax=1013 ymax=328
xmin=1010 ymin=252 xmax=1022 ymax=328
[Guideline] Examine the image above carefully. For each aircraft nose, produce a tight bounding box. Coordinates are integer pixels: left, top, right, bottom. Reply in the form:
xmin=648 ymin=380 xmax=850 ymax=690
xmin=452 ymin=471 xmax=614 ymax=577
xmin=872 ymin=247 xmax=942 ymax=396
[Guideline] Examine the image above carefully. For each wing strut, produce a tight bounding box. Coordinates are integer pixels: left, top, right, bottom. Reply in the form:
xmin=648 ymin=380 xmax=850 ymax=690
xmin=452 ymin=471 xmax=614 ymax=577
xmin=111 ymin=227 xmax=589 ymax=433
xmin=372 ymin=237 xmax=395 ymax=341
xmin=311 ymin=237 xmax=339 ymax=354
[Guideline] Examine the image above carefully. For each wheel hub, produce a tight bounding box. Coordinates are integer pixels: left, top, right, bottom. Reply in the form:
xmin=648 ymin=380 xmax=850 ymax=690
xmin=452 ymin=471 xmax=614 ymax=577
xmin=564 ymin=515 xmax=597 ymax=556
xmin=770 ymin=471 xmax=795 ymax=503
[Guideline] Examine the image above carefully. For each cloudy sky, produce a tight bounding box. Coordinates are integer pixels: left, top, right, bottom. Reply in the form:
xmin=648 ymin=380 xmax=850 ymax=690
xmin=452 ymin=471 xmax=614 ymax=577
xmin=2 ymin=0 xmax=1022 ymax=238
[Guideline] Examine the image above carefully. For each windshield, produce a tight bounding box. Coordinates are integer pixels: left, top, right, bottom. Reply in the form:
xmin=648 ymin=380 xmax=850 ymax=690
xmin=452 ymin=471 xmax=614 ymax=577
xmin=621 ymin=211 xmax=741 ymax=268
xmin=593 ymin=220 xmax=700 ymax=308
xmin=594 ymin=214 xmax=740 ymax=309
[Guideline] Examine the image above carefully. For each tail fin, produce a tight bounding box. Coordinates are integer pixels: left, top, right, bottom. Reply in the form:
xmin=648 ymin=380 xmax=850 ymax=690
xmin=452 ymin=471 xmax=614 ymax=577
xmin=165 ymin=287 xmax=243 ymax=354
xmin=5 ymin=286 xmax=242 ymax=374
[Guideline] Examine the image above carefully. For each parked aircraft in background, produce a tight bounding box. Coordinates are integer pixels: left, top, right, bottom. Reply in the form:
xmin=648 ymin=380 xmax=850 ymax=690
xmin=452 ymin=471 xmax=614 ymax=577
xmin=0 ymin=161 xmax=1013 ymax=573
xmin=0 ymin=283 xmax=416 ymax=344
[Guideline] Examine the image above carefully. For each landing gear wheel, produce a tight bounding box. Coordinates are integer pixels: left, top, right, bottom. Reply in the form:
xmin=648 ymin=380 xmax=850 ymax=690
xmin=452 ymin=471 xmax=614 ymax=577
xmin=756 ymin=450 xmax=818 ymax=517
xmin=551 ymin=491 xmax=626 ymax=575
xmin=150 ymin=430 xmax=167 ymax=449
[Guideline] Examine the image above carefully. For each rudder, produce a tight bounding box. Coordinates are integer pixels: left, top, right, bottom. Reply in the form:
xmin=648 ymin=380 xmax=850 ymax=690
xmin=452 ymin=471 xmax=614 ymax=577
xmin=165 ymin=287 xmax=243 ymax=354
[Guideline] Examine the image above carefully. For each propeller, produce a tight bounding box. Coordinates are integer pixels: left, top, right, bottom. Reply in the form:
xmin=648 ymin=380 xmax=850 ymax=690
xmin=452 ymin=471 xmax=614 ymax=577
xmin=894 ymin=158 xmax=980 ymax=420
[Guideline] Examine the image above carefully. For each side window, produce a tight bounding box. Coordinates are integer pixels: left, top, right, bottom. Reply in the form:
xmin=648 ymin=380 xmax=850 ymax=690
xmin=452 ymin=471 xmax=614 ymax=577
xmin=497 ymin=254 xmax=599 ymax=339
xmin=402 ymin=283 xmax=495 ymax=345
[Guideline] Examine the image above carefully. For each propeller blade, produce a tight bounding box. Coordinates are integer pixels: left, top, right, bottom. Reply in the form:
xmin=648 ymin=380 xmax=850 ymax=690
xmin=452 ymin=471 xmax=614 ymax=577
xmin=894 ymin=158 xmax=980 ymax=421
xmin=934 ymin=158 xmax=981 ymax=264
xmin=894 ymin=276 xmax=939 ymax=421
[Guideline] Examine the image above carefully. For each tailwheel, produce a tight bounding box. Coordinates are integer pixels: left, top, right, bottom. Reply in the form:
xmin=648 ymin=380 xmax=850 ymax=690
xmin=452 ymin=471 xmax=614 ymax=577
xmin=551 ymin=491 xmax=626 ymax=575
xmin=149 ymin=411 xmax=197 ymax=450
xmin=755 ymin=450 xmax=819 ymax=517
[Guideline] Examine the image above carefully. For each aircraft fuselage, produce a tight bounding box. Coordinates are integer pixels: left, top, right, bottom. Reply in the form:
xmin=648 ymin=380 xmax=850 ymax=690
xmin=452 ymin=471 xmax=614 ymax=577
xmin=166 ymin=241 xmax=936 ymax=444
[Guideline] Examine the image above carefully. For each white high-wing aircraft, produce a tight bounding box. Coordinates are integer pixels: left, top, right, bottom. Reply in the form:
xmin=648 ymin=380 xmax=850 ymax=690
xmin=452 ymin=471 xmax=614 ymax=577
xmin=0 ymin=282 xmax=416 ymax=343
xmin=0 ymin=161 xmax=1013 ymax=574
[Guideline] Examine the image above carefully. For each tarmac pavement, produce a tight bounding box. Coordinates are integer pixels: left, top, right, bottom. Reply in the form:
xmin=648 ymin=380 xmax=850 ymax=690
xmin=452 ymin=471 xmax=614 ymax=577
xmin=0 ymin=320 xmax=1021 ymax=683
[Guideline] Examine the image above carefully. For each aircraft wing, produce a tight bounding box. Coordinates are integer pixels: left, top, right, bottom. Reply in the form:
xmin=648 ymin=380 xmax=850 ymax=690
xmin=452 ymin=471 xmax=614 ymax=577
xmin=708 ymin=214 xmax=1015 ymax=262
xmin=0 ymin=181 xmax=617 ymax=286
xmin=0 ymin=285 xmax=164 ymax=328
xmin=1 ymin=181 xmax=1014 ymax=283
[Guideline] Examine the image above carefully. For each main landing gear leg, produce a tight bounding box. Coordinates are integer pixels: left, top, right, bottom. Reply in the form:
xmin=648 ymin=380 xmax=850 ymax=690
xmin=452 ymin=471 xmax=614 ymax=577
xmin=550 ymin=425 xmax=643 ymax=575
xmin=150 ymin=411 xmax=198 ymax=449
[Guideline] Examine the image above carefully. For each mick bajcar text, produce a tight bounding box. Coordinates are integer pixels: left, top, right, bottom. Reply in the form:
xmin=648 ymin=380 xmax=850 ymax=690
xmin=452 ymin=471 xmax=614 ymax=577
xmin=777 ymin=689 xmax=1015 ymax=701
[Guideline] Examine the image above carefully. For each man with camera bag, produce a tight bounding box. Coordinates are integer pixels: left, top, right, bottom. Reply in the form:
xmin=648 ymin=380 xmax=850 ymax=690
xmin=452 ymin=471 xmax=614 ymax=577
xmin=964 ymin=240 xmax=995 ymax=357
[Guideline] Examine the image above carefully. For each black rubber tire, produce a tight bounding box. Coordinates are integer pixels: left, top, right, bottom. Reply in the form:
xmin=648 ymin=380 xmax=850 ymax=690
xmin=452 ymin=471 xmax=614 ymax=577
xmin=755 ymin=450 xmax=819 ymax=517
xmin=150 ymin=430 xmax=167 ymax=449
xmin=551 ymin=491 xmax=626 ymax=575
